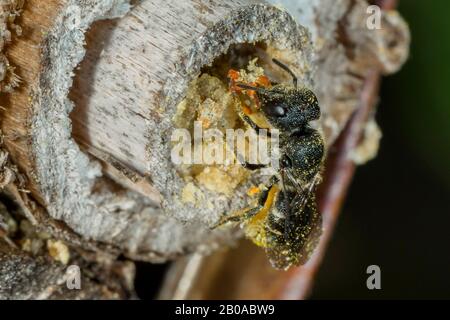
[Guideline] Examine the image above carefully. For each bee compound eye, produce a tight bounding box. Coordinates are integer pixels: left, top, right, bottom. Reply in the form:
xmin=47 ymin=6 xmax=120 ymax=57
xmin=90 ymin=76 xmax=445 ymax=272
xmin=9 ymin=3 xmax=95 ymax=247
xmin=281 ymin=155 xmax=292 ymax=168
xmin=266 ymin=105 xmax=286 ymax=117
xmin=261 ymin=98 xmax=287 ymax=118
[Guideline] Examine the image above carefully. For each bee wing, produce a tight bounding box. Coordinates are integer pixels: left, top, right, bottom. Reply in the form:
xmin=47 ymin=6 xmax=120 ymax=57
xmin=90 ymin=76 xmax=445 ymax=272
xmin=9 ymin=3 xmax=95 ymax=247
xmin=282 ymin=168 xmax=315 ymax=236
xmin=281 ymin=168 xmax=304 ymax=192
xmin=288 ymin=173 xmax=321 ymax=211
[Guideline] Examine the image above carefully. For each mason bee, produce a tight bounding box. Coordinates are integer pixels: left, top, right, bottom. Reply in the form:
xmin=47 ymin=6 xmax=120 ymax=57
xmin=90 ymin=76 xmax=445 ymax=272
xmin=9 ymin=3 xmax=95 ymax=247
xmin=214 ymin=58 xmax=325 ymax=270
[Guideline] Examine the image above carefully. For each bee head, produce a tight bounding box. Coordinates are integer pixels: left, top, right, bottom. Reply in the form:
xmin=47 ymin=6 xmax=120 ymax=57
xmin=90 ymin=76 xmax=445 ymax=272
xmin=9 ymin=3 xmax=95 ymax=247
xmin=258 ymin=87 xmax=320 ymax=132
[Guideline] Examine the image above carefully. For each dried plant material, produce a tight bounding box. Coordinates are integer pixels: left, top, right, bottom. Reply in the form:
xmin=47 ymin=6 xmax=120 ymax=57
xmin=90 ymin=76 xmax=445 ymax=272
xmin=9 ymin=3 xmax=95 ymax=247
xmin=174 ymin=62 xmax=264 ymax=201
xmin=47 ymin=240 xmax=70 ymax=265
xmin=0 ymin=128 xmax=17 ymax=191
xmin=350 ymin=118 xmax=382 ymax=165
xmin=0 ymin=202 xmax=16 ymax=247
xmin=234 ymin=58 xmax=265 ymax=84
xmin=173 ymin=74 xmax=238 ymax=131
xmin=373 ymin=10 xmax=411 ymax=75
xmin=0 ymin=0 xmax=24 ymax=92
xmin=181 ymin=182 xmax=206 ymax=207
xmin=18 ymin=219 xmax=48 ymax=255
xmin=195 ymin=166 xmax=249 ymax=196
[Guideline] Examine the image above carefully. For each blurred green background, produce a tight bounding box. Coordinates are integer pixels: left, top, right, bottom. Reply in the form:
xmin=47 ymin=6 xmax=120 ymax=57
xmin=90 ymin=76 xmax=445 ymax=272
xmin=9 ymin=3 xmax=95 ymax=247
xmin=311 ymin=0 xmax=450 ymax=299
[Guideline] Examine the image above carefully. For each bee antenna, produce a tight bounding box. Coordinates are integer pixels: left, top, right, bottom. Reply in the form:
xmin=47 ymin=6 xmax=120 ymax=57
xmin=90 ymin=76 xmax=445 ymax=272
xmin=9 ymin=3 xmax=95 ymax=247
xmin=272 ymin=58 xmax=298 ymax=88
xmin=236 ymin=83 xmax=267 ymax=94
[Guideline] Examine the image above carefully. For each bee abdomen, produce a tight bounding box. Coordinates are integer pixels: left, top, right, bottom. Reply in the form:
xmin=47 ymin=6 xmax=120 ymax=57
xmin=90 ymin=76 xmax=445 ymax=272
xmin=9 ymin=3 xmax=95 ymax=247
xmin=265 ymin=191 xmax=322 ymax=269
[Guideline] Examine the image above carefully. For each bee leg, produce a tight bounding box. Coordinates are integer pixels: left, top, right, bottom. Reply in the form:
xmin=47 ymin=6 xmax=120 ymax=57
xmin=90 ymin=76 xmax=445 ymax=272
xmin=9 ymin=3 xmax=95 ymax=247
xmin=212 ymin=206 xmax=263 ymax=229
xmin=213 ymin=182 xmax=275 ymax=229
xmin=240 ymin=114 xmax=272 ymax=138
xmin=239 ymin=161 xmax=268 ymax=171
xmin=269 ymin=175 xmax=279 ymax=185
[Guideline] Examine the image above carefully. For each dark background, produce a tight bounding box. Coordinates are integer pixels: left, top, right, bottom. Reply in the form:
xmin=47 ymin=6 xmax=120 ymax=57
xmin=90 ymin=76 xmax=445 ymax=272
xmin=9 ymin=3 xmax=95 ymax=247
xmin=311 ymin=0 xmax=450 ymax=299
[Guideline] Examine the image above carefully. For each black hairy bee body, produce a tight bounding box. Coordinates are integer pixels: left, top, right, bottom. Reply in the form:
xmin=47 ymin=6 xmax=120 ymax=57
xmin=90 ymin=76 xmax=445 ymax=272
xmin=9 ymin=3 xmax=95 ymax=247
xmin=215 ymin=59 xmax=325 ymax=270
